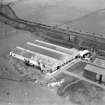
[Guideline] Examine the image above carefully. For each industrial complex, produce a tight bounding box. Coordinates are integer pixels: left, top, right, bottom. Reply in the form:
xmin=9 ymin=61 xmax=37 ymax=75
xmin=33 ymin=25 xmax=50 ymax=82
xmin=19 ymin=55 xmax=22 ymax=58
xmin=10 ymin=40 xmax=91 ymax=74
xmin=4 ymin=3 xmax=105 ymax=89
xmin=9 ymin=39 xmax=105 ymax=89
xmin=1 ymin=2 xmax=105 ymax=105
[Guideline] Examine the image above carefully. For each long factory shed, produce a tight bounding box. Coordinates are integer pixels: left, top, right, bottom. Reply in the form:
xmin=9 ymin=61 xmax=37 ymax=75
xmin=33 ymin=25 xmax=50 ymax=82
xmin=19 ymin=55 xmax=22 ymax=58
xmin=31 ymin=40 xmax=79 ymax=58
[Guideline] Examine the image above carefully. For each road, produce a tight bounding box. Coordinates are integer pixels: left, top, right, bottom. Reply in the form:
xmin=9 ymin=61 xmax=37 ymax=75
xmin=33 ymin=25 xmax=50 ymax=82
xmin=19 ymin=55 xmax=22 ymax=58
xmin=50 ymin=58 xmax=105 ymax=90
xmin=51 ymin=59 xmax=81 ymax=77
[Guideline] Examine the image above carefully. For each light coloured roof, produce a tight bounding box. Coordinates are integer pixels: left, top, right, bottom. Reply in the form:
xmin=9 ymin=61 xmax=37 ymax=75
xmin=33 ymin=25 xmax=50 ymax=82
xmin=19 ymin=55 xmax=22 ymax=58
xmin=85 ymin=64 xmax=105 ymax=75
xmin=79 ymin=50 xmax=89 ymax=56
xmin=93 ymin=58 xmax=105 ymax=69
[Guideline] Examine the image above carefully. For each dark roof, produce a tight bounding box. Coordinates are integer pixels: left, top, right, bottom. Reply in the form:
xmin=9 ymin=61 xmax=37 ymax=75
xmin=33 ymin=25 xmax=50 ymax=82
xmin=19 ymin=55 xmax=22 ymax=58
xmin=22 ymin=43 xmax=64 ymax=60
xmin=34 ymin=40 xmax=78 ymax=55
xmin=13 ymin=47 xmax=36 ymax=58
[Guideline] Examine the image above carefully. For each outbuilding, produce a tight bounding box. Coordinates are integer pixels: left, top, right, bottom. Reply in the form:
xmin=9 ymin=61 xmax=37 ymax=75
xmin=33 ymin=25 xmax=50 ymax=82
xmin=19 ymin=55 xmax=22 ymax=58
xmin=84 ymin=58 xmax=105 ymax=84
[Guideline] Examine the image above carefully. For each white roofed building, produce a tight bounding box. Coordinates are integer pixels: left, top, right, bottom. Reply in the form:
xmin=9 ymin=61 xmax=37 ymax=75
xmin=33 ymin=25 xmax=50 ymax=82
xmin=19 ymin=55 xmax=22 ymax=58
xmin=10 ymin=40 xmax=85 ymax=74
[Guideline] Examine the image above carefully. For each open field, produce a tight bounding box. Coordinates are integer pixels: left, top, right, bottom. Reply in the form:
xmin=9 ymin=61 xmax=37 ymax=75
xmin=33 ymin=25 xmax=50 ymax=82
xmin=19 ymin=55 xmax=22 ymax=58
xmin=0 ymin=79 xmax=71 ymax=105
xmin=59 ymin=9 xmax=105 ymax=37
xmin=12 ymin=0 xmax=105 ymax=26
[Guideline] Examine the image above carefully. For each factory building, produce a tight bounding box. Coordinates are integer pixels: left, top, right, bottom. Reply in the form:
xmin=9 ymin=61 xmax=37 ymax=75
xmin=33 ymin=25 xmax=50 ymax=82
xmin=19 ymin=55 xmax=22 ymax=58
xmin=10 ymin=40 xmax=91 ymax=74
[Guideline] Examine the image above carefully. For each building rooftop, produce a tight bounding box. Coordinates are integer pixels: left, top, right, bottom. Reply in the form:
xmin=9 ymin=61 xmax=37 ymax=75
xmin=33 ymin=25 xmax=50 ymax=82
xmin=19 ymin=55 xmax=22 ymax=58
xmin=22 ymin=42 xmax=65 ymax=60
xmin=35 ymin=40 xmax=79 ymax=55
xmin=85 ymin=64 xmax=105 ymax=75
xmin=11 ymin=40 xmax=82 ymax=70
xmin=93 ymin=58 xmax=105 ymax=69
xmin=13 ymin=46 xmax=59 ymax=68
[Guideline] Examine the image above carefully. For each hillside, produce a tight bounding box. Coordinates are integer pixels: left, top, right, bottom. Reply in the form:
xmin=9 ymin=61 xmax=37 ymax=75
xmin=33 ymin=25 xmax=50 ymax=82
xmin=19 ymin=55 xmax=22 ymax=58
xmin=12 ymin=0 xmax=105 ymax=26
xmin=59 ymin=9 xmax=105 ymax=37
